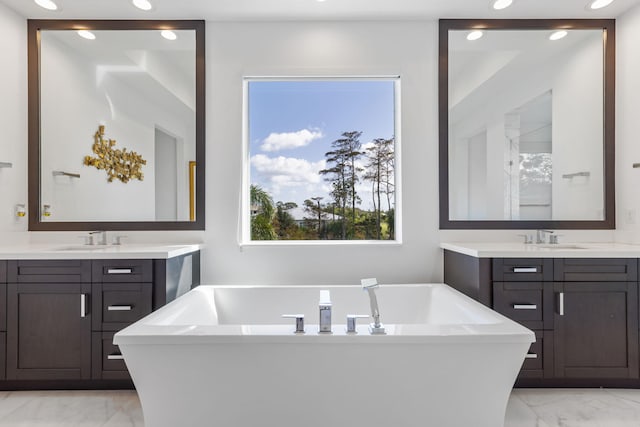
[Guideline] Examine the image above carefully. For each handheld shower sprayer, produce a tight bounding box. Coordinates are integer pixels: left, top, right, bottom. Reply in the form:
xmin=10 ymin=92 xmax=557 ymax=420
xmin=361 ymin=278 xmax=386 ymax=334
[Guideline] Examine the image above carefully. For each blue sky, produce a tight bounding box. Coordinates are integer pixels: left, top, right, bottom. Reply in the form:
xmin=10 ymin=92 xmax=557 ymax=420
xmin=248 ymin=79 xmax=396 ymax=211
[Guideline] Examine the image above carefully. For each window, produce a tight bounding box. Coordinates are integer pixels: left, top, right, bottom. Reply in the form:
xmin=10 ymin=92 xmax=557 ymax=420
xmin=244 ymin=77 xmax=399 ymax=242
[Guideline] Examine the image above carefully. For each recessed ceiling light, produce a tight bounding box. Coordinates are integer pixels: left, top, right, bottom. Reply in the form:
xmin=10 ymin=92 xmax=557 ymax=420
xmin=492 ymin=0 xmax=513 ymax=10
xmin=77 ymin=30 xmax=96 ymax=40
xmin=588 ymin=0 xmax=614 ymax=9
xmin=34 ymin=0 xmax=58 ymax=11
xmin=132 ymin=0 xmax=153 ymax=11
xmin=161 ymin=30 xmax=177 ymax=41
xmin=467 ymin=30 xmax=484 ymax=41
xmin=549 ymin=30 xmax=568 ymax=41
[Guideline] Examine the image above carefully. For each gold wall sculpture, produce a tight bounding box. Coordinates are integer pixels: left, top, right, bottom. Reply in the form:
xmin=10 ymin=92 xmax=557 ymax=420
xmin=84 ymin=125 xmax=146 ymax=183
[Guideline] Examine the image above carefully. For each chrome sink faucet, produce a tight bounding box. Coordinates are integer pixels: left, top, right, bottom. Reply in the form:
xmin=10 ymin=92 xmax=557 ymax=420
xmin=361 ymin=278 xmax=386 ymax=335
xmin=89 ymin=230 xmax=107 ymax=245
xmin=536 ymin=229 xmax=554 ymax=244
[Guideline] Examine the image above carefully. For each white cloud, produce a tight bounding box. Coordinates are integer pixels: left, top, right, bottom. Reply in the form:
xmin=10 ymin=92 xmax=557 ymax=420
xmin=251 ymin=154 xmax=329 ymax=203
xmin=260 ymin=129 xmax=323 ymax=152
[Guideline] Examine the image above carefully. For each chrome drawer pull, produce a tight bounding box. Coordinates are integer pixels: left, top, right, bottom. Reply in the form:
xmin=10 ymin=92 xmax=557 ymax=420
xmin=107 ymin=354 xmax=125 ymax=360
xmin=80 ymin=294 xmax=87 ymax=318
xmin=512 ymin=267 xmax=538 ymax=273
xmin=525 ymin=353 xmax=538 ymax=359
xmin=513 ymin=304 xmax=537 ymax=310
xmin=559 ymin=292 xmax=565 ymax=316
xmin=107 ymin=268 xmax=133 ymax=274
xmin=107 ymin=305 xmax=133 ymax=311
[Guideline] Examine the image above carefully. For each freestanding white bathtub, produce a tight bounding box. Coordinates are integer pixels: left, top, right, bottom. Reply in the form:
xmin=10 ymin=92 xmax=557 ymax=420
xmin=114 ymin=284 xmax=534 ymax=427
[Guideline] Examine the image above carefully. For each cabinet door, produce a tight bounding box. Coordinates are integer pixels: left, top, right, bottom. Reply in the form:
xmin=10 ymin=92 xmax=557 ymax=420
xmin=553 ymin=282 xmax=639 ymax=378
xmin=6 ymin=282 xmax=91 ymax=380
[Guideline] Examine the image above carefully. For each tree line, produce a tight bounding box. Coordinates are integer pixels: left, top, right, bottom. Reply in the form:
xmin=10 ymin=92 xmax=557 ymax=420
xmin=251 ymin=131 xmax=395 ymax=240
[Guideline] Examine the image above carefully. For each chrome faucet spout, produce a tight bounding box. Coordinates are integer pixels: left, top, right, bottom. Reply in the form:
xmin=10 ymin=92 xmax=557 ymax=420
xmin=361 ymin=278 xmax=386 ymax=335
xmin=365 ymin=287 xmax=381 ymax=327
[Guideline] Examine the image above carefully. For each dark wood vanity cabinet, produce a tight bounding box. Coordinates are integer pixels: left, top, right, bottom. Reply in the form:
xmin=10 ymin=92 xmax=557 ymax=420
xmin=0 ymin=252 xmax=199 ymax=389
xmin=445 ymin=251 xmax=640 ymax=386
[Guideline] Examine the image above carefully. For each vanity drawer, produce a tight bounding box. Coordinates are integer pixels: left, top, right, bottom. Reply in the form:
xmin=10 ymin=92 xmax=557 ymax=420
xmin=92 ymin=260 xmax=152 ymax=283
xmin=92 ymin=283 xmax=152 ymax=331
xmin=0 ymin=261 xmax=6 ymax=283
xmin=91 ymin=332 xmax=130 ymax=380
xmin=493 ymin=282 xmax=552 ymax=329
xmin=7 ymin=260 xmax=91 ymax=283
xmin=492 ymin=259 xmax=553 ymax=282
xmin=554 ymin=258 xmax=638 ymax=282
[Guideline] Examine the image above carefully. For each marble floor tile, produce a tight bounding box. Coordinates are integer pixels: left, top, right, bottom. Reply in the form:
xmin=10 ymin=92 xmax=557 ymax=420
xmin=0 ymin=390 xmax=142 ymax=427
xmin=504 ymin=394 xmax=551 ymax=427
xmin=0 ymin=389 xmax=640 ymax=426
xmin=512 ymin=389 xmax=640 ymax=427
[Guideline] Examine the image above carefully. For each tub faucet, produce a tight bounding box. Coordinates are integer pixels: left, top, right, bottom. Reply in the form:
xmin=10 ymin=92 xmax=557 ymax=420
xmin=319 ymin=290 xmax=332 ymax=333
xmin=361 ymin=278 xmax=386 ymax=335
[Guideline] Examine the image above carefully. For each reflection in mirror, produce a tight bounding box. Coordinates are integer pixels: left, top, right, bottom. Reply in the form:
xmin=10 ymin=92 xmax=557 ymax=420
xmin=28 ymin=20 xmax=205 ymax=231
xmin=440 ymin=20 xmax=615 ymax=229
xmin=41 ymin=29 xmax=195 ymax=222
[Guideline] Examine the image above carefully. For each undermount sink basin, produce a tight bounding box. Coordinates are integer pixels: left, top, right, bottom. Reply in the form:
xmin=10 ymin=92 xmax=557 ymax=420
xmin=535 ymin=244 xmax=589 ymax=250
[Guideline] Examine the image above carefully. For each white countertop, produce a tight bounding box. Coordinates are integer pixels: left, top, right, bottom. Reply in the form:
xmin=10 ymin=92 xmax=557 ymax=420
xmin=0 ymin=243 xmax=203 ymax=260
xmin=440 ymin=242 xmax=640 ymax=258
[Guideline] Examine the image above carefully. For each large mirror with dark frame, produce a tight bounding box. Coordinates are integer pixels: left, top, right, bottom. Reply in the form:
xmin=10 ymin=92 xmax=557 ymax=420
xmin=28 ymin=20 xmax=205 ymax=231
xmin=439 ymin=19 xmax=615 ymax=229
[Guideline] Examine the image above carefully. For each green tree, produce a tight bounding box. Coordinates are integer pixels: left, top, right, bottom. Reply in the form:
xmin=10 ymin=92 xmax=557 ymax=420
xmin=364 ymin=137 xmax=394 ymax=240
xmin=303 ymin=198 xmax=327 ymax=239
xmin=250 ymin=184 xmax=276 ymax=240
xmin=320 ymin=131 xmax=363 ymax=239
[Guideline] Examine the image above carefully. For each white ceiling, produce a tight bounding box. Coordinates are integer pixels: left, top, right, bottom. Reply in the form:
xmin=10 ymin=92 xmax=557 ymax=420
xmin=0 ymin=0 xmax=639 ymax=21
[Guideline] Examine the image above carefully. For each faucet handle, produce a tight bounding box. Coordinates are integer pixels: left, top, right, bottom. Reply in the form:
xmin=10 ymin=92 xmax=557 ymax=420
xmin=346 ymin=314 xmax=369 ymax=333
xmin=282 ymin=314 xmax=305 ymax=334
xmin=79 ymin=235 xmax=94 ymax=245
xmin=549 ymin=234 xmax=562 ymax=244
xmin=517 ymin=234 xmax=533 ymax=244
xmin=112 ymin=235 xmax=127 ymax=245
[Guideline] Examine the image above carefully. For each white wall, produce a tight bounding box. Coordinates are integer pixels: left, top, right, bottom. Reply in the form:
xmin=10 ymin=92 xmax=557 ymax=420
xmin=615 ymin=2 xmax=640 ymax=243
xmin=206 ymin=22 xmax=439 ymax=285
xmin=0 ymin=3 xmax=26 ymax=233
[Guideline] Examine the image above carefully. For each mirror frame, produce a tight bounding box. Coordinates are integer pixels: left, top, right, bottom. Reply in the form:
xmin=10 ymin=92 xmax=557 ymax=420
xmin=439 ymin=19 xmax=615 ymax=230
xmin=27 ymin=19 xmax=205 ymax=231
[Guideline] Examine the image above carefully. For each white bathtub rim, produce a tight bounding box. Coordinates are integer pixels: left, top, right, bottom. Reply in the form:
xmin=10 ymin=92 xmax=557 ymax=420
xmin=114 ymin=283 xmax=535 ymax=346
